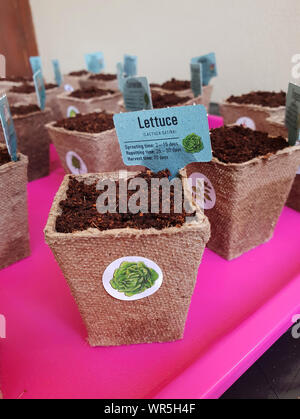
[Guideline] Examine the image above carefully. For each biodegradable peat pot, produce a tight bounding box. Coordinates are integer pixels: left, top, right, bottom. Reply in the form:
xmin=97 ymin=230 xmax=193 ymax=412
xmin=0 ymin=146 xmax=30 ymax=270
xmin=184 ymin=126 xmax=300 ymax=260
xmin=44 ymin=171 xmax=211 ymax=346
xmin=79 ymin=73 xmax=118 ymax=91
xmin=63 ymin=71 xmax=90 ymax=92
xmin=0 ymin=105 xmax=51 ymax=181
xmin=57 ymin=89 xmax=122 ymax=117
xmin=220 ymin=91 xmax=286 ymax=134
xmin=46 ymin=112 xmax=140 ymax=175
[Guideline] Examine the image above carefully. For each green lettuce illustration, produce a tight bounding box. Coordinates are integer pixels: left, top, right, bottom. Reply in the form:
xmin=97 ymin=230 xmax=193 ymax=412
xmin=182 ymin=133 xmax=204 ymax=153
xmin=69 ymin=109 xmax=77 ymax=118
xmin=72 ymin=155 xmax=81 ymax=170
xmin=110 ymin=261 xmax=159 ymax=297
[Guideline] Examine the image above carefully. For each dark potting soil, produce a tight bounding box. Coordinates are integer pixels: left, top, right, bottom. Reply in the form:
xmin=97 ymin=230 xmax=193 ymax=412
xmin=151 ymin=92 xmax=190 ymax=108
xmin=70 ymin=87 xmax=115 ymax=99
xmin=227 ymin=91 xmax=286 ymax=108
xmin=160 ymin=78 xmax=191 ymax=91
xmin=10 ymin=104 xmax=40 ymax=116
xmin=55 ymin=112 xmax=114 ymax=134
xmin=56 ymin=169 xmax=194 ymax=233
xmin=45 ymin=83 xmax=59 ymax=90
xmin=0 ymin=76 xmax=32 ymax=83
xmin=10 ymin=83 xmax=58 ymax=94
xmin=89 ymin=73 xmax=117 ymax=81
xmin=68 ymin=70 xmax=89 ymax=77
xmin=210 ymin=125 xmax=288 ymax=164
xmin=0 ymin=148 xmax=11 ymax=167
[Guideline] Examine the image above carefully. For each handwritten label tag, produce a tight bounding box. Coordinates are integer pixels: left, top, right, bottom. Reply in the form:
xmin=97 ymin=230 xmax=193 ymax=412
xmin=285 ymin=82 xmax=300 ymax=146
xmin=85 ymin=52 xmax=105 ymax=74
xmin=191 ymin=52 xmax=217 ymax=86
xmin=190 ymin=63 xmax=203 ymax=97
xmin=52 ymin=59 xmax=62 ymax=86
xmin=124 ymin=54 xmax=138 ymax=77
xmin=114 ymin=105 xmax=212 ymax=177
xmin=123 ymin=77 xmax=153 ymax=112
xmin=30 ymin=56 xmax=42 ymax=75
xmin=117 ymin=62 xmax=125 ymax=92
xmin=33 ymin=70 xmax=46 ymax=111
xmin=0 ymin=95 xmax=18 ymax=162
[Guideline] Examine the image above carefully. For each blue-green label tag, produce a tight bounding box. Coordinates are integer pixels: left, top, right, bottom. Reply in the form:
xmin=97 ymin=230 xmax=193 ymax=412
xmin=285 ymin=83 xmax=300 ymax=146
xmin=191 ymin=52 xmax=217 ymax=86
xmin=0 ymin=95 xmax=18 ymax=162
xmin=117 ymin=62 xmax=125 ymax=92
xmin=33 ymin=70 xmax=46 ymax=111
xmin=123 ymin=77 xmax=153 ymax=112
xmin=85 ymin=52 xmax=105 ymax=74
xmin=30 ymin=56 xmax=42 ymax=75
xmin=114 ymin=105 xmax=212 ymax=177
xmin=124 ymin=54 xmax=138 ymax=77
xmin=52 ymin=59 xmax=62 ymax=86
xmin=190 ymin=63 xmax=203 ymax=97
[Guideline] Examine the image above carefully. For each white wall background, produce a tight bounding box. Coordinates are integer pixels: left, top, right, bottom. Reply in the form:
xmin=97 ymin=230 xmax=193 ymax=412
xmin=30 ymin=0 xmax=300 ymax=102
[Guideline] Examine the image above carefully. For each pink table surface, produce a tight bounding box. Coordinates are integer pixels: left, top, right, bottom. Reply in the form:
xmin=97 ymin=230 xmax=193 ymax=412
xmin=1 ymin=115 xmax=300 ymax=399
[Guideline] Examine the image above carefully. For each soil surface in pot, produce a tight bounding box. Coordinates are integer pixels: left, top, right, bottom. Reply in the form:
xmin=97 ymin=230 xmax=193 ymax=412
xmin=227 ymin=91 xmax=286 ymax=108
xmin=0 ymin=76 xmax=32 ymax=83
xmin=0 ymin=148 xmax=11 ymax=166
xmin=10 ymin=83 xmax=58 ymax=94
xmin=11 ymin=104 xmax=41 ymax=116
xmin=56 ymin=169 xmax=194 ymax=233
xmin=68 ymin=70 xmax=89 ymax=77
xmin=70 ymin=87 xmax=115 ymax=99
xmin=151 ymin=92 xmax=190 ymax=108
xmin=89 ymin=73 xmax=117 ymax=81
xmin=151 ymin=78 xmax=191 ymax=91
xmin=55 ymin=112 xmax=114 ymax=134
xmin=211 ymin=125 xmax=288 ymax=164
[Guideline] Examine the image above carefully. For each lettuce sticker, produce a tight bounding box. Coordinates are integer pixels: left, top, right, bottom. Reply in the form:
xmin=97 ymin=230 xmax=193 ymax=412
xmin=103 ymin=257 xmax=163 ymax=301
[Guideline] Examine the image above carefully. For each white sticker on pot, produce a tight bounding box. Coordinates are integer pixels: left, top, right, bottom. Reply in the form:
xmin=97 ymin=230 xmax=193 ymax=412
xmin=67 ymin=106 xmax=79 ymax=118
xmin=235 ymin=117 xmax=256 ymax=130
xmin=103 ymin=257 xmax=163 ymax=301
xmin=64 ymin=84 xmax=74 ymax=93
xmin=297 ymin=166 xmax=300 ymax=175
xmin=66 ymin=151 xmax=88 ymax=175
xmin=188 ymin=172 xmax=216 ymax=210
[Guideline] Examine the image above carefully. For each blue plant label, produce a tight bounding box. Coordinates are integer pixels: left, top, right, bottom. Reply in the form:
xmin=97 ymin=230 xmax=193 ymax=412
xmin=123 ymin=77 xmax=153 ymax=112
xmin=285 ymin=82 xmax=300 ymax=146
xmin=0 ymin=95 xmax=18 ymax=162
xmin=190 ymin=63 xmax=203 ymax=97
xmin=33 ymin=70 xmax=46 ymax=111
xmin=124 ymin=54 xmax=138 ymax=77
xmin=52 ymin=59 xmax=62 ymax=86
xmin=117 ymin=62 xmax=125 ymax=92
xmin=85 ymin=52 xmax=105 ymax=74
xmin=191 ymin=52 xmax=217 ymax=86
xmin=30 ymin=56 xmax=42 ymax=75
xmin=114 ymin=105 xmax=212 ymax=178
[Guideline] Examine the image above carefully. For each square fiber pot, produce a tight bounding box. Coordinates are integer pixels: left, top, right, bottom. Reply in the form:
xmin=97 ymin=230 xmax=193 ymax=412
xmin=63 ymin=74 xmax=90 ymax=92
xmin=79 ymin=76 xmax=119 ymax=92
xmin=44 ymin=172 xmax=211 ymax=346
xmin=0 ymin=107 xmax=51 ymax=181
xmin=286 ymin=174 xmax=300 ymax=212
xmin=184 ymin=142 xmax=300 ymax=260
xmin=0 ymin=146 xmax=30 ymax=270
xmin=220 ymin=101 xmax=286 ymax=136
xmin=151 ymin=85 xmax=213 ymax=111
xmin=46 ymin=120 xmax=142 ymax=174
xmin=57 ymin=91 xmax=122 ymax=118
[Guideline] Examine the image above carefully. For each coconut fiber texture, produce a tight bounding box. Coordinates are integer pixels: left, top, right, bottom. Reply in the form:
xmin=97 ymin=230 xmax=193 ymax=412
xmin=44 ymin=172 xmax=211 ymax=346
xmin=185 ymin=142 xmax=300 ymax=260
xmin=286 ymin=175 xmax=300 ymax=212
xmin=0 ymin=108 xmax=51 ymax=181
xmin=0 ymin=146 xmax=30 ymax=270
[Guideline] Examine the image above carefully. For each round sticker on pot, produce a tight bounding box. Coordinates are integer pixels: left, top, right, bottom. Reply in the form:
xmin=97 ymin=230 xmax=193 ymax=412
xmin=103 ymin=257 xmax=163 ymax=301
xmin=64 ymin=84 xmax=74 ymax=93
xmin=67 ymin=106 xmax=79 ymax=118
xmin=188 ymin=172 xmax=216 ymax=210
xmin=235 ymin=117 xmax=256 ymax=130
xmin=66 ymin=151 xmax=88 ymax=175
